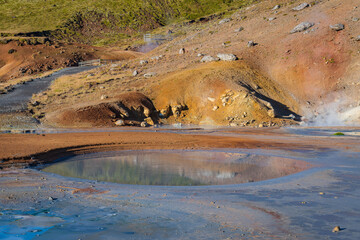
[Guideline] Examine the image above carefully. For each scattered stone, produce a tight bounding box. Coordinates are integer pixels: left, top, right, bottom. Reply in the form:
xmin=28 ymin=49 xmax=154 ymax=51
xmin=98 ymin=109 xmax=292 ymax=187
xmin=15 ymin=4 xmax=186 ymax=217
xmin=230 ymin=123 xmax=238 ymax=127
xmin=247 ymin=41 xmax=256 ymax=47
xmin=289 ymin=114 xmax=296 ymax=120
xmin=330 ymin=24 xmax=345 ymax=31
xmin=234 ymin=27 xmax=244 ymax=32
xmin=219 ymin=18 xmax=232 ymax=24
xmin=272 ymin=5 xmax=280 ymax=10
xmin=213 ymin=106 xmax=219 ymax=111
xmin=268 ymin=17 xmax=276 ymax=21
xmin=179 ymin=48 xmax=185 ymax=54
xmin=151 ymin=55 xmax=163 ymax=60
xmin=197 ymin=53 xmax=204 ymax=57
xmin=258 ymin=123 xmax=263 ymax=128
xmin=140 ymin=121 xmax=148 ymax=127
xmin=144 ymin=72 xmax=156 ymax=78
xmin=332 ymin=226 xmax=341 ymax=232
xmin=356 ymin=35 xmax=360 ymax=41
xmin=207 ymin=97 xmax=215 ymax=102
xmin=319 ymin=192 xmax=325 ymax=195
xmin=100 ymin=95 xmax=108 ymax=100
xmin=200 ymin=55 xmax=220 ymax=63
xmin=8 ymin=49 xmax=16 ymax=54
xmin=217 ymin=53 xmax=237 ymax=61
xmin=140 ymin=60 xmax=148 ymax=65
xmin=352 ymin=17 xmax=359 ymax=22
xmin=99 ymin=86 xmax=105 ymax=89
xmin=48 ymin=197 xmax=56 ymax=201
xmin=290 ymin=22 xmax=314 ymax=33
xmin=292 ymin=3 xmax=309 ymax=11
xmin=115 ymin=119 xmax=125 ymax=126
xmin=132 ymin=70 xmax=138 ymax=76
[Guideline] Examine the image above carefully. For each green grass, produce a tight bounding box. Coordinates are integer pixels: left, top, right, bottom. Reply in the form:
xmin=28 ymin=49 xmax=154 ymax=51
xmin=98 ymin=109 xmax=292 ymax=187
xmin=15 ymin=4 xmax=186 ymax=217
xmin=333 ymin=132 xmax=345 ymax=136
xmin=0 ymin=0 xmax=257 ymax=37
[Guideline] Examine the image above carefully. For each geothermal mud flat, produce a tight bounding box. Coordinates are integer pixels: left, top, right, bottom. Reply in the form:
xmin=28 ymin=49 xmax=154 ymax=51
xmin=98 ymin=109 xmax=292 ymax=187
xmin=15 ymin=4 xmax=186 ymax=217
xmin=1 ymin=127 xmax=360 ymax=239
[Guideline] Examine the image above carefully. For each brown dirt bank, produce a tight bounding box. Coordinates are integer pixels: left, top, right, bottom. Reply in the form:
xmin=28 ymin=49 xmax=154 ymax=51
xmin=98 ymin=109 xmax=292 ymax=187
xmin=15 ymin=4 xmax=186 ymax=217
xmin=1 ymin=128 xmax=359 ymax=169
xmin=0 ymin=40 xmax=142 ymax=83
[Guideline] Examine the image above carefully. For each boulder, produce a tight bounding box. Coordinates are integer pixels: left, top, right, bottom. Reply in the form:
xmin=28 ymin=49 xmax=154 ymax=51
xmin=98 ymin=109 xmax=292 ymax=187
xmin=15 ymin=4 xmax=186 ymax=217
xmin=219 ymin=18 xmax=232 ymax=24
xmin=217 ymin=53 xmax=238 ymax=61
xmin=330 ymin=24 xmax=345 ymax=31
xmin=290 ymin=22 xmax=314 ymax=33
xmin=140 ymin=121 xmax=149 ymax=127
xmin=247 ymin=41 xmax=256 ymax=47
xmin=115 ymin=119 xmax=125 ymax=126
xmin=292 ymin=3 xmax=309 ymax=11
xmin=272 ymin=5 xmax=280 ymax=10
xmin=144 ymin=72 xmax=156 ymax=78
xmin=200 ymin=55 xmax=220 ymax=63
xmin=234 ymin=27 xmax=244 ymax=32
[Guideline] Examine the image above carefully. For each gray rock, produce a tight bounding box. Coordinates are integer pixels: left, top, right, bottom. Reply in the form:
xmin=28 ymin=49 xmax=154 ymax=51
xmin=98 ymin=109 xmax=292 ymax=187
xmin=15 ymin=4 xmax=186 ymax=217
xmin=247 ymin=41 xmax=256 ymax=47
xmin=144 ymin=72 xmax=156 ymax=78
xmin=356 ymin=35 xmax=360 ymax=41
xmin=132 ymin=70 xmax=138 ymax=76
xmin=292 ymin=3 xmax=309 ymax=11
xmin=140 ymin=121 xmax=148 ymax=127
xmin=179 ymin=48 xmax=185 ymax=54
xmin=151 ymin=55 xmax=163 ymax=60
xmin=200 ymin=55 xmax=220 ymax=63
xmin=330 ymin=24 xmax=345 ymax=31
xmin=217 ymin=53 xmax=237 ymax=61
xmin=234 ymin=27 xmax=244 ymax=32
xmin=352 ymin=17 xmax=359 ymax=22
xmin=219 ymin=18 xmax=232 ymax=24
xmin=115 ymin=119 xmax=125 ymax=126
xmin=140 ymin=60 xmax=148 ymax=65
xmin=268 ymin=17 xmax=276 ymax=21
xmin=272 ymin=5 xmax=280 ymax=10
xmin=290 ymin=22 xmax=314 ymax=33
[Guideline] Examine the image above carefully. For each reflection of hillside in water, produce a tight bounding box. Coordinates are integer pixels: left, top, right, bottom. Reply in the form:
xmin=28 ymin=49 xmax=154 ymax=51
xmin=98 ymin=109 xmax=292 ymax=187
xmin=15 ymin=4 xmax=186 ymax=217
xmin=43 ymin=151 xmax=311 ymax=186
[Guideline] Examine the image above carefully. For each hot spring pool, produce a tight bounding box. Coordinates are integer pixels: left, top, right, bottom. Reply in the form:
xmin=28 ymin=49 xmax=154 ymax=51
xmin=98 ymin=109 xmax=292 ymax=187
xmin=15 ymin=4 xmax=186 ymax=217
xmin=42 ymin=150 xmax=311 ymax=186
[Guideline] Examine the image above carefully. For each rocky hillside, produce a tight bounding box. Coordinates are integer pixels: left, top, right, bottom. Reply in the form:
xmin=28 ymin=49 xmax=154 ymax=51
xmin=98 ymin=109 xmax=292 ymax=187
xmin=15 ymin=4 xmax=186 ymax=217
xmin=24 ymin=0 xmax=360 ymax=127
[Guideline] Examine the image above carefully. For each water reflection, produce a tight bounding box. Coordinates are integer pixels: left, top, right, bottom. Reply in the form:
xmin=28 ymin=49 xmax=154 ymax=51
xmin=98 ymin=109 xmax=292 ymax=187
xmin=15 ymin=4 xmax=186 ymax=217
xmin=42 ymin=151 xmax=311 ymax=186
